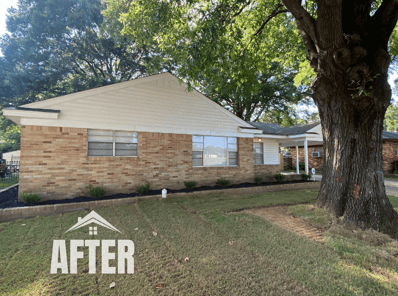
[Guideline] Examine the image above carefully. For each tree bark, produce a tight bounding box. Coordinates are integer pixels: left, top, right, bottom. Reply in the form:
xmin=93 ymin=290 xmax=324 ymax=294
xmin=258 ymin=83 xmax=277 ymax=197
xmin=281 ymin=0 xmax=398 ymax=235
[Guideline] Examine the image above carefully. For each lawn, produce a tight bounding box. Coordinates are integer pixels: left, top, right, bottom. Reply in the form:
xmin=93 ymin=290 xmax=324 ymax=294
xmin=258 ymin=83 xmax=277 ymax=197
xmin=1 ymin=189 xmax=398 ymax=295
xmin=0 ymin=175 xmax=19 ymax=189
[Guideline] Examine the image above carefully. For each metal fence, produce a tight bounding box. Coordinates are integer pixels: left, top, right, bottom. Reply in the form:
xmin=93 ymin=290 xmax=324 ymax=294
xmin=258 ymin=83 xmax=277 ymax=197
xmin=0 ymin=162 xmax=19 ymax=180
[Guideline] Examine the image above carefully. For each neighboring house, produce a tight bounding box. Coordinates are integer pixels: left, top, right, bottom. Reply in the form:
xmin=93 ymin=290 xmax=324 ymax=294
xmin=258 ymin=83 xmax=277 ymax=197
xmin=3 ymin=73 xmax=312 ymax=201
xmin=288 ymin=124 xmax=398 ymax=173
xmin=2 ymin=150 xmax=20 ymax=164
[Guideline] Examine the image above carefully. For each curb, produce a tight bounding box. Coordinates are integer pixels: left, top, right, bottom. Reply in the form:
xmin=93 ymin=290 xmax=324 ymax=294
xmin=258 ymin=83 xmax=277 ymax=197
xmin=0 ymin=182 xmax=320 ymax=223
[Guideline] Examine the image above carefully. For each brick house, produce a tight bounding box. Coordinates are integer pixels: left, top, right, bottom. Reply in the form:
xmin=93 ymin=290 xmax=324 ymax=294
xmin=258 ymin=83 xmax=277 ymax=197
xmin=4 ymin=73 xmax=316 ymax=201
xmin=289 ymin=125 xmax=398 ymax=173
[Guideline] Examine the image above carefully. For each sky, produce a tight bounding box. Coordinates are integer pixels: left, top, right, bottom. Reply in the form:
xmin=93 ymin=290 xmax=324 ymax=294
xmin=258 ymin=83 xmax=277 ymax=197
xmin=0 ymin=0 xmax=396 ymax=106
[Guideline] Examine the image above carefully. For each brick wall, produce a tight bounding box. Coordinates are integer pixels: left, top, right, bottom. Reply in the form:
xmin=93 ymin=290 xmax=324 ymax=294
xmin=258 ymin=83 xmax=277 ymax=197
xmin=290 ymin=145 xmax=324 ymax=170
xmin=19 ymin=126 xmax=267 ymax=200
xmin=290 ymin=141 xmax=398 ymax=173
xmin=382 ymin=141 xmax=398 ymax=172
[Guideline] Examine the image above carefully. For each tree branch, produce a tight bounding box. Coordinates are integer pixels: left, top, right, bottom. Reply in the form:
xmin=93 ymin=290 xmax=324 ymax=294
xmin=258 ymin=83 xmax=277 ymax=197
xmin=281 ymin=0 xmax=317 ymax=43
xmin=372 ymin=0 xmax=398 ymax=49
xmin=254 ymin=3 xmax=288 ymax=36
xmin=295 ymin=19 xmax=319 ymax=71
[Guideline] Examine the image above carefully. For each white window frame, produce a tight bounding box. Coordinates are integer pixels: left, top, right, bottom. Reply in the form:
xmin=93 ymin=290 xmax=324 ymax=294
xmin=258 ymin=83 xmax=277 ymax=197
xmin=254 ymin=142 xmax=264 ymax=165
xmin=87 ymin=130 xmax=138 ymax=157
xmin=192 ymin=135 xmax=238 ymax=167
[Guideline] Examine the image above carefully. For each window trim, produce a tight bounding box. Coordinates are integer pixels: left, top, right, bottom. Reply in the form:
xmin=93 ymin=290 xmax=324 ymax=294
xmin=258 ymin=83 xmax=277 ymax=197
xmin=87 ymin=129 xmax=138 ymax=157
xmin=395 ymin=144 xmax=398 ymax=156
xmin=192 ymin=135 xmax=238 ymax=167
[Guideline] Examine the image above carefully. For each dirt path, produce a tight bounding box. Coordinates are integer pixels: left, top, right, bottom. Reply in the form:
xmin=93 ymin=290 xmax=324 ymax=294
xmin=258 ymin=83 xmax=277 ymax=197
xmin=244 ymin=206 xmax=326 ymax=242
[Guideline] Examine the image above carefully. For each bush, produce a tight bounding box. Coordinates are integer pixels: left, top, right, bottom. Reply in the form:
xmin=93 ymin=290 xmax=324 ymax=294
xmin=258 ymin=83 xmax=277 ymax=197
xmin=392 ymin=160 xmax=398 ymax=174
xmin=254 ymin=176 xmax=262 ymax=185
xmin=136 ymin=182 xmax=150 ymax=195
xmin=293 ymin=162 xmax=306 ymax=171
xmin=20 ymin=192 xmax=41 ymax=205
xmin=274 ymin=173 xmax=285 ymax=182
xmin=184 ymin=181 xmax=197 ymax=190
xmin=216 ymin=178 xmax=231 ymax=187
xmin=302 ymin=173 xmax=312 ymax=181
xmin=86 ymin=184 xmax=106 ymax=198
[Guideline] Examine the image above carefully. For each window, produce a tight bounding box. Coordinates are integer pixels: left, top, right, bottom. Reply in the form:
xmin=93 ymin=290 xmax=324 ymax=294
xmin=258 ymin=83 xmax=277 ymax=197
xmin=314 ymin=147 xmax=322 ymax=156
xmin=192 ymin=136 xmax=238 ymax=167
xmin=88 ymin=130 xmax=138 ymax=156
xmin=254 ymin=142 xmax=263 ymax=165
xmin=395 ymin=144 xmax=398 ymax=156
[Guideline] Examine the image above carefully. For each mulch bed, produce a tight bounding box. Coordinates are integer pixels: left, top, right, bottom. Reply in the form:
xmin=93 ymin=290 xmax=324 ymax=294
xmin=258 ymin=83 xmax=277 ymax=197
xmin=0 ymin=180 xmax=316 ymax=209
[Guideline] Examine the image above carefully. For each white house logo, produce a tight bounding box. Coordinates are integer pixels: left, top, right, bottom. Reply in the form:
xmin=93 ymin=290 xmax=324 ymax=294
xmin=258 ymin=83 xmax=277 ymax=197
xmin=50 ymin=211 xmax=134 ymax=275
xmin=65 ymin=210 xmax=122 ymax=235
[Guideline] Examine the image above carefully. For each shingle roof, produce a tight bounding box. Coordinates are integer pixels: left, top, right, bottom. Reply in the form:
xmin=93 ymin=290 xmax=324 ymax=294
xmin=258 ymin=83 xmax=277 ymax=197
xmin=247 ymin=121 xmax=321 ymax=136
xmin=383 ymin=131 xmax=398 ymax=140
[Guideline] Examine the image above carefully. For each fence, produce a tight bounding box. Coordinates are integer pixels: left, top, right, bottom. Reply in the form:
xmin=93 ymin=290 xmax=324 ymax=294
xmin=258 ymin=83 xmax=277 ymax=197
xmin=0 ymin=162 xmax=19 ymax=180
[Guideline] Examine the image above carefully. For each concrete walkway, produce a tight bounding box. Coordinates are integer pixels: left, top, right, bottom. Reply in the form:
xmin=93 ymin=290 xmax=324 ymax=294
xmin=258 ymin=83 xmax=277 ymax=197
xmin=312 ymin=174 xmax=398 ymax=197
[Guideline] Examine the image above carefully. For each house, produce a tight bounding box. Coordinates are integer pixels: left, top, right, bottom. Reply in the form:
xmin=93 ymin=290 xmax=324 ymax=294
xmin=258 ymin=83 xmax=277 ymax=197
xmin=2 ymin=150 xmax=20 ymax=164
xmin=286 ymin=123 xmax=398 ymax=173
xmin=3 ymin=72 xmax=311 ymax=201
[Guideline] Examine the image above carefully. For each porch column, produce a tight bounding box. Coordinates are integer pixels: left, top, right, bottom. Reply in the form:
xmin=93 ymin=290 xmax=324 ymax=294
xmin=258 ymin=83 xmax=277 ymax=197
xmin=304 ymin=139 xmax=309 ymax=175
xmin=296 ymin=145 xmax=299 ymax=174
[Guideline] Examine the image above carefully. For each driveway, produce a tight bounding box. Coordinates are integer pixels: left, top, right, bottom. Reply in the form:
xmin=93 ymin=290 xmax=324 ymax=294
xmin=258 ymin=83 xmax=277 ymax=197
xmin=313 ymin=175 xmax=398 ymax=197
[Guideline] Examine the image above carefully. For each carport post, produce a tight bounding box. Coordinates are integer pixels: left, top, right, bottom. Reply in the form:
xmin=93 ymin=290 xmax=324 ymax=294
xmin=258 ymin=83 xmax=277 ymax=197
xmin=304 ymin=139 xmax=309 ymax=175
xmin=296 ymin=145 xmax=299 ymax=174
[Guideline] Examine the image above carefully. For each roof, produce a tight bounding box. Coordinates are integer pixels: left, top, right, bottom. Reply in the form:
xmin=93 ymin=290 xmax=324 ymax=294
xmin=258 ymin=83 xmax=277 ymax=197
xmin=248 ymin=121 xmax=321 ymax=136
xmin=5 ymin=107 xmax=61 ymax=113
xmin=383 ymin=131 xmax=398 ymax=140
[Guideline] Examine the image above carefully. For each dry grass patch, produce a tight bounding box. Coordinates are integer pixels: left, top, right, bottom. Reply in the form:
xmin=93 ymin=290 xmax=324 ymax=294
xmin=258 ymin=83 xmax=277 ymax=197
xmin=288 ymin=204 xmax=334 ymax=229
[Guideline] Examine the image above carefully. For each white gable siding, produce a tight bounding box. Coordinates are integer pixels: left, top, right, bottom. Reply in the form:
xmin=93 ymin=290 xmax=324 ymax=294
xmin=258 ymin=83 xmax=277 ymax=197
xmin=307 ymin=123 xmax=322 ymax=136
xmin=19 ymin=73 xmax=254 ymax=137
xmin=263 ymin=139 xmax=280 ymax=165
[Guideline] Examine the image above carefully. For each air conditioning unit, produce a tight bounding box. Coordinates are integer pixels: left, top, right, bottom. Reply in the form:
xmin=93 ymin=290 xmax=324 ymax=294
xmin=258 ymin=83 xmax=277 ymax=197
xmin=312 ymin=152 xmax=321 ymax=157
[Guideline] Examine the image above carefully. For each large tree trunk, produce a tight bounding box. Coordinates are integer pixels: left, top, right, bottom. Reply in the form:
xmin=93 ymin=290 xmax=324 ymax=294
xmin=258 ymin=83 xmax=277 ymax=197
xmin=313 ymin=48 xmax=398 ymax=234
xmin=280 ymin=0 xmax=398 ymax=235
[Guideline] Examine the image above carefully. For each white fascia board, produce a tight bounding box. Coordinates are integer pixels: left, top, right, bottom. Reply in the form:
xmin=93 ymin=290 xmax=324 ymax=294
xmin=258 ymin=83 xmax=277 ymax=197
xmin=238 ymin=127 xmax=263 ymax=134
xmin=288 ymin=133 xmax=322 ymax=139
xmin=3 ymin=109 xmax=59 ymax=126
xmin=257 ymin=134 xmax=288 ymax=139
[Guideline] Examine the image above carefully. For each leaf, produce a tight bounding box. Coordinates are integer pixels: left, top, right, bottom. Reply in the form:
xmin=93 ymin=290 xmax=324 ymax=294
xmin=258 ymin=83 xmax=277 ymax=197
xmin=152 ymin=231 xmax=157 ymax=236
xmin=109 ymin=282 xmax=116 ymax=289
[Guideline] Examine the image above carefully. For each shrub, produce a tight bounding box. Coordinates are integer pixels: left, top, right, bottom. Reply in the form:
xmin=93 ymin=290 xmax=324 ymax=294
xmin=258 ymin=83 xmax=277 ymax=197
xmin=216 ymin=178 xmax=231 ymax=187
xmin=20 ymin=192 xmax=41 ymax=205
xmin=302 ymin=173 xmax=312 ymax=181
xmin=136 ymin=182 xmax=150 ymax=195
xmin=274 ymin=173 xmax=285 ymax=182
xmin=184 ymin=181 xmax=197 ymax=190
xmin=86 ymin=184 xmax=106 ymax=198
xmin=254 ymin=176 xmax=262 ymax=185
xmin=293 ymin=162 xmax=306 ymax=171
xmin=392 ymin=160 xmax=398 ymax=174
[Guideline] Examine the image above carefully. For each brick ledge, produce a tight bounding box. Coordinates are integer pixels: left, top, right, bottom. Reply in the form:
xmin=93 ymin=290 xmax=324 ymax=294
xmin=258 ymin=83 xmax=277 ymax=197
xmin=0 ymin=182 xmax=320 ymax=223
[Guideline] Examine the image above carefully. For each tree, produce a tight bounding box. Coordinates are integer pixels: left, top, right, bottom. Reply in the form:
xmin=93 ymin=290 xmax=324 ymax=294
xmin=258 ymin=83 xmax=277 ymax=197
xmin=0 ymin=0 xmax=170 ymax=108
xmin=106 ymin=0 xmax=398 ymax=234
xmin=198 ymin=63 xmax=311 ymax=121
xmin=384 ymin=103 xmax=398 ymax=131
xmin=261 ymin=106 xmax=319 ymax=126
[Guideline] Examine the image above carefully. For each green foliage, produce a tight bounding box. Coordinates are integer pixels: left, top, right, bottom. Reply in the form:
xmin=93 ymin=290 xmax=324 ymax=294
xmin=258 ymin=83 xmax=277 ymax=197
xmin=136 ymin=181 xmax=150 ymax=195
xmin=293 ymin=162 xmax=306 ymax=171
xmin=391 ymin=160 xmax=398 ymax=174
xmin=184 ymin=181 xmax=197 ymax=190
xmin=254 ymin=176 xmax=262 ymax=185
xmin=216 ymin=178 xmax=231 ymax=187
xmin=104 ymin=0 xmax=311 ymax=121
xmin=0 ymin=0 xmax=169 ymax=109
xmin=302 ymin=173 xmax=313 ymax=181
xmin=274 ymin=173 xmax=285 ymax=182
xmin=20 ymin=192 xmax=41 ymax=205
xmin=384 ymin=104 xmax=398 ymax=132
xmin=86 ymin=184 xmax=106 ymax=198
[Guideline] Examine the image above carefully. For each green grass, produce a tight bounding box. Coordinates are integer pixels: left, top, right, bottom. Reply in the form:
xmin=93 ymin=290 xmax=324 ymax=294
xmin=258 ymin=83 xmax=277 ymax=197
xmin=0 ymin=175 xmax=19 ymax=189
xmin=1 ymin=189 xmax=398 ymax=295
xmin=386 ymin=175 xmax=398 ymax=181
